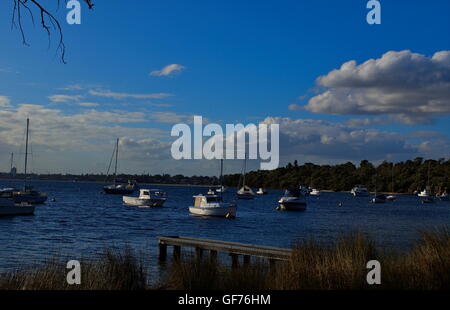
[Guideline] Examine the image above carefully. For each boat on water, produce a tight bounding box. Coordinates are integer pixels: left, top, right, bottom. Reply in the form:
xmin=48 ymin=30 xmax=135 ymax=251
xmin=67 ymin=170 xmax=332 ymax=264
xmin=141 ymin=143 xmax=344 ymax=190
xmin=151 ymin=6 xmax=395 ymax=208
xmin=189 ymin=159 xmax=236 ymax=218
xmin=277 ymin=188 xmax=307 ymax=211
xmin=256 ymin=188 xmax=268 ymax=195
xmin=386 ymin=163 xmax=397 ymax=201
xmin=123 ymin=189 xmax=167 ymax=207
xmin=310 ymin=188 xmax=321 ymax=196
xmin=216 ymin=186 xmax=226 ymax=193
xmin=0 ymin=190 xmax=35 ymax=216
xmin=351 ymin=185 xmax=369 ymax=197
xmin=189 ymin=194 xmax=236 ymax=218
xmin=103 ymin=138 xmax=137 ymax=195
xmin=386 ymin=195 xmax=396 ymax=201
xmin=207 ymin=188 xmax=216 ymax=195
xmin=418 ymin=189 xmax=431 ymax=198
xmin=371 ymin=194 xmax=387 ymax=204
xmin=418 ymin=163 xmax=432 ymax=198
xmin=1 ymin=119 xmax=47 ymax=205
xmin=437 ymin=191 xmax=449 ymax=201
xmin=236 ymin=155 xmax=255 ymax=200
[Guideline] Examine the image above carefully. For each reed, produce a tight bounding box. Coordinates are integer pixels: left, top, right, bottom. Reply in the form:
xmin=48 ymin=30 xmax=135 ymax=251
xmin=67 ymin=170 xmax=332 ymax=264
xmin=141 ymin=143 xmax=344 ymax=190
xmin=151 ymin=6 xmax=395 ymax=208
xmin=0 ymin=246 xmax=147 ymax=290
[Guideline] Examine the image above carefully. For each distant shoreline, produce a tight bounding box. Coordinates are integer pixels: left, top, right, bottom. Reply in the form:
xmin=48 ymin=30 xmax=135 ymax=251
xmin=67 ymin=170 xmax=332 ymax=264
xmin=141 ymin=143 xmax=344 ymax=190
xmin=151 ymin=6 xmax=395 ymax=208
xmin=0 ymin=177 xmax=411 ymax=195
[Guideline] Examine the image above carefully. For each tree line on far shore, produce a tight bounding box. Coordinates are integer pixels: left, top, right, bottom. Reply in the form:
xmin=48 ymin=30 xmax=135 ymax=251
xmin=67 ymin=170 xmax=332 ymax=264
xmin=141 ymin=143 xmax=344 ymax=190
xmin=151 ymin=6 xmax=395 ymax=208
xmin=0 ymin=157 xmax=448 ymax=194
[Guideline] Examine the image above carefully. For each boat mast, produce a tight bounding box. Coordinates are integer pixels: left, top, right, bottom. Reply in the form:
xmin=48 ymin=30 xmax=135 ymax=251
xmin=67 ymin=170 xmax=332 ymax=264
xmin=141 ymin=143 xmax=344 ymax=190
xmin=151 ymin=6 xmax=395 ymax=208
xmin=391 ymin=163 xmax=394 ymax=193
xmin=220 ymin=159 xmax=224 ymax=199
xmin=114 ymin=138 xmax=119 ymax=184
xmin=24 ymin=118 xmax=29 ymax=188
xmin=10 ymin=152 xmax=13 ymax=173
xmin=242 ymin=153 xmax=247 ymax=188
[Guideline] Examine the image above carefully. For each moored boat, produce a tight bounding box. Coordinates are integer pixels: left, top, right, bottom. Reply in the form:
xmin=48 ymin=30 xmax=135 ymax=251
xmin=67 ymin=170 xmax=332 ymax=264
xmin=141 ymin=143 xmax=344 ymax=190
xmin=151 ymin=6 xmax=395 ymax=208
xmin=351 ymin=185 xmax=369 ymax=197
xmin=123 ymin=189 xmax=167 ymax=207
xmin=0 ymin=190 xmax=35 ymax=216
xmin=103 ymin=138 xmax=137 ymax=195
xmin=256 ymin=188 xmax=268 ymax=195
xmin=371 ymin=194 xmax=387 ymax=204
xmin=277 ymin=188 xmax=307 ymax=211
xmin=310 ymin=188 xmax=321 ymax=196
xmin=189 ymin=194 xmax=236 ymax=218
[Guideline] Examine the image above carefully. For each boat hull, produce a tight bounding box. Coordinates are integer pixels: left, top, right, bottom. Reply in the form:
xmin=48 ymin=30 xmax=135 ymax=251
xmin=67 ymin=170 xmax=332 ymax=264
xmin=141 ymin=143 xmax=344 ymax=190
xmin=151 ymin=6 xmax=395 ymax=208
xmin=123 ymin=196 xmax=166 ymax=207
xmin=104 ymin=187 xmax=135 ymax=195
xmin=237 ymin=193 xmax=254 ymax=200
xmin=0 ymin=198 xmax=35 ymax=216
xmin=278 ymin=201 xmax=307 ymax=211
xmin=13 ymin=194 xmax=47 ymax=205
xmin=189 ymin=204 xmax=236 ymax=218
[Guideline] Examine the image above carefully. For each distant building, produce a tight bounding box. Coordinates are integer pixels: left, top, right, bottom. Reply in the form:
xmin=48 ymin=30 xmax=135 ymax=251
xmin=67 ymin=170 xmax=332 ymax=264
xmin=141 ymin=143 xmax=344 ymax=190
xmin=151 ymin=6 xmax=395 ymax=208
xmin=10 ymin=167 xmax=17 ymax=177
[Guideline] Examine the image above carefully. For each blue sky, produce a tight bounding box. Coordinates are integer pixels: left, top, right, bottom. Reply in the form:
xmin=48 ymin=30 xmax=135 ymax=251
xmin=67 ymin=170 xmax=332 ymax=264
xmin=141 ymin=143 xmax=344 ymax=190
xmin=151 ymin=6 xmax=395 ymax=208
xmin=0 ymin=0 xmax=449 ymax=175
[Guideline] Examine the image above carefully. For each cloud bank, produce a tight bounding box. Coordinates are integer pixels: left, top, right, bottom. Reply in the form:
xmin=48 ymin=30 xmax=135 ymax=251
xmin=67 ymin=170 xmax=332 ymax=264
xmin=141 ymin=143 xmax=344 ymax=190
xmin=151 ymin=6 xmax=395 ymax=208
xmin=304 ymin=50 xmax=450 ymax=124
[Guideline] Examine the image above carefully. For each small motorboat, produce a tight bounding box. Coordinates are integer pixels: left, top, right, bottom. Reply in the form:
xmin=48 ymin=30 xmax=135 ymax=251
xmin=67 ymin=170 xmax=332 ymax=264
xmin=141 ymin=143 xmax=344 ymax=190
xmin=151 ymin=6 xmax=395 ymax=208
xmin=123 ymin=189 xmax=167 ymax=207
xmin=237 ymin=185 xmax=255 ymax=200
xmin=418 ymin=189 xmax=431 ymax=198
xmin=436 ymin=191 xmax=449 ymax=201
xmin=216 ymin=186 xmax=226 ymax=193
xmin=371 ymin=194 xmax=387 ymax=204
xmin=256 ymin=188 xmax=268 ymax=195
xmin=277 ymin=188 xmax=307 ymax=211
xmin=207 ymin=188 xmax=215 ymax=195
xmin=351 ymin=185 xmax=369 ymax=197
xmin=189 ymin=194 xmax=236 ymax=218
xmin=310 ymin=188 xmax=321 ymax=196
xmin=386 ymin=195 xmax=396 ymax=201
xmin=0 ymin=190 xmax=35 ymax=216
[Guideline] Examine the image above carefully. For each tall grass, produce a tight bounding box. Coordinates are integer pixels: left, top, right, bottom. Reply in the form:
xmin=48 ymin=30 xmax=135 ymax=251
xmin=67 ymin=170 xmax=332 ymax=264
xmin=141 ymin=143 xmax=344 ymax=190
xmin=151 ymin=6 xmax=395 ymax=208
xmin=163 ymin=230 xmax=450 ymax=290
xmin=1 ymin=230 xmax=449 ymax=290
xmin=0 ymin=246 xmax=147 ymax=290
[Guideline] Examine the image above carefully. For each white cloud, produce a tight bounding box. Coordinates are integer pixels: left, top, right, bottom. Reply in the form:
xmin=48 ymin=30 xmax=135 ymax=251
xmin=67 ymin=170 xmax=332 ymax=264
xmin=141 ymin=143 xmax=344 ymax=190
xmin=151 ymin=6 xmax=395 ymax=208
xmin=48 ymin=94 xmax=83 ymax=103
xmin=150 ymin=64 xmax=185 ymax=77
xmin=77 ymin=102 xmax=99 ymax=107
xmin=89 ymin=89 xmax=173 ymax=100
xmin=0 ymin=96 xmax=11 ymax=107
xmin=304 ymin=50 xmax=450 ymax=124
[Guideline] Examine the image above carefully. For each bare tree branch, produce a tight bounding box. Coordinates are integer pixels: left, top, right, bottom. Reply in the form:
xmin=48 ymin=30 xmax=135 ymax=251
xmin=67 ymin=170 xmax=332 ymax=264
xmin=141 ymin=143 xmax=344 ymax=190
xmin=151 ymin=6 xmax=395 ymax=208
xmin=11 ymin=0 xmax=94 ymax=63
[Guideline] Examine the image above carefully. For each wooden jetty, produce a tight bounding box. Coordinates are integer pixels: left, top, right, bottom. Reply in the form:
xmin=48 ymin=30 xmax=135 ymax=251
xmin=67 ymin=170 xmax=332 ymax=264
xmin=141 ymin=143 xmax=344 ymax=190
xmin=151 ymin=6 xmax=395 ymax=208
xmin=157 ymin=236 xmax=292 ymax=268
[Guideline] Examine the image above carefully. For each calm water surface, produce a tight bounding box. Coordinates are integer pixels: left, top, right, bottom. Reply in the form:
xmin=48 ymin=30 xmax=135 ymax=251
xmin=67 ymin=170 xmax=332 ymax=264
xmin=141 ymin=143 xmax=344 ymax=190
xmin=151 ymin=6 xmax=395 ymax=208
xmin=1 ymin=179 xmax=449 ymax=272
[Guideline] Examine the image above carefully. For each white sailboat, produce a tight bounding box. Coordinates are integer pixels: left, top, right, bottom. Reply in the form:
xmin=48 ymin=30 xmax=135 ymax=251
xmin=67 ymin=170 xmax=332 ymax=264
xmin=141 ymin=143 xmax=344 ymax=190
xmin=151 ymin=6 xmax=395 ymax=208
xmin=236 ymin=155 xmax=255 ymax=200
xmin=189 ymin=159 xmax=236 ymax=218
xmin=103 ymin=138 xmax=137 ymax=195
xmin=418 ymin=162 xmax=432 ymax=198
xmin=6 ymin=119 xmax=47 ymax=205
xmin=351 ymin=185 xmax=369 ymax=197
xmin=386 ymin=163 xmax=397 ymax=201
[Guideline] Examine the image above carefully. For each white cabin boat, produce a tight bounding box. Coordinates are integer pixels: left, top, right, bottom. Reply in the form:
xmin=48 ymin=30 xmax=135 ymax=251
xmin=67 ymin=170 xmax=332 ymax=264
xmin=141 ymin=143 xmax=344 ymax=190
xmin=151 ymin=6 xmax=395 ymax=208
xmin=351 ymin=185 xmax=369 ymax=197
xmin=310 ymin=188 xmax=321 ymax=196
xmin=207 ymin=188 xmax=215 ymax=195
xmin=216 ymin=186 xmax=226 ymax=193
xmin=256 ymin=188 xmax=268 ymax=195
xmin=418 ymin=189 xmax=430 ymax=197
xmin=189 ymin=194 xmax=236 ymax=218
xmin=0 ymin=190 xmax=35 ymax=216
xmin=123 ymin=189 xmax=167 ymax=207
xmin=277 ymin=189 xmax=307 ymax=211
